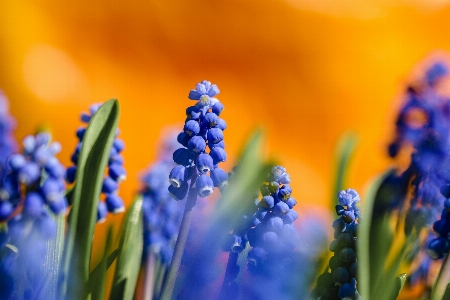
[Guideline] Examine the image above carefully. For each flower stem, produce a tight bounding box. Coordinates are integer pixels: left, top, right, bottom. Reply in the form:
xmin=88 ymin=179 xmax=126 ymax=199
xmin=431 ymin=253 xmax=450 ymax=300
xmin=160 ymin=182 xmax=197 ymax=300
xmin=143 ymin=252 xmax=155 ymax=300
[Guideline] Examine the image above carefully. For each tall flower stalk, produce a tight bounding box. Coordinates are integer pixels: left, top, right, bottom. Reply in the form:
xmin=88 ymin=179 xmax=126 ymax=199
xmin=160 ymin=80 xmax=228 ymax=300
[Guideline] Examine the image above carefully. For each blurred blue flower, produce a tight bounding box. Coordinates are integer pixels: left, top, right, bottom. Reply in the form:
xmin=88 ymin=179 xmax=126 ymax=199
xmin=388 ymin=61 xmax=450 ymax=230
xmin=0 ymin=132 xmax=66 ymax=298
xmin=0 ymin=91 xmax=18 ymax=176
xmin=141 ymin=131 xmax=185 ymax=265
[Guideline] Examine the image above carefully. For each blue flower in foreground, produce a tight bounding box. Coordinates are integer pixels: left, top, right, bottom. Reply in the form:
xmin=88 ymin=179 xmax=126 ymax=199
xmin=311 ymin=188 xmax=361 ymax=300
xmin=0 ymin=133 xmax=66 ymax=297
xmin=246 ymin=166 xmax=299 ymax=271
xmin=168 ymin=80 xmax=228 ymax=200
xmin=218 ymin=166 xmax=305 ymax=300
xmin=0 ymin=91 xmax=18 ymax=175
xmin=1 ymin=133 xmax=67 ymax=221
xmin=66 ymin=103 xmax=126 ymax=222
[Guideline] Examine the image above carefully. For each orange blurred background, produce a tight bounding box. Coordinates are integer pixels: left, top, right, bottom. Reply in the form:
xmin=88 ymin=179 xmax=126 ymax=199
xmin=1 ymin=0 xmax=450 ymax=240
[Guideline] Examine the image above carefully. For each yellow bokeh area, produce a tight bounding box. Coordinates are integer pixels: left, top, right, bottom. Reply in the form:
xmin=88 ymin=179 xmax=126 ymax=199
xmin=0 ymin=0 xmax=450 ymax=296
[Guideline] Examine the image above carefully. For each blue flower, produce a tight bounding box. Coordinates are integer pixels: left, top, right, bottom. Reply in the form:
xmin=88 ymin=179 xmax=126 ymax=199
xmin=169 ymin=80 xmax=228 ymax=199
xmin=0 ymin=132 xmax=67 ymax=298
xmin=312 ymin=188 xmax=361 ymax=299
xmin=0 ymin=91 xmax=18 ymax=176
xmin=140 ymin=131 xmax=185 ymax=266
xmin=188 ymin=80 xmax=220 ymax=107
xmin=195 ymin=174 xmax=214 ymax=198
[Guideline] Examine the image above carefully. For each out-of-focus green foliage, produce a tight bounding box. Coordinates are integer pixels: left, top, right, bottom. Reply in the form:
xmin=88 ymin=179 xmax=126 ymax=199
xmin=331 ymin=132 xmax=358 ymax=212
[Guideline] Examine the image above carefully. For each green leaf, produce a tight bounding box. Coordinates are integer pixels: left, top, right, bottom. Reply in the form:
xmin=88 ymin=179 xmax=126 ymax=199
xmin=331 ymin=132 xmax=358 ymax=212
xmin=88 ymin=248 xmax=119 ymax=294
xmin=110 ymin=196 xmax=144 ymax=300
xmin=90 ymin=227 xmax=114 ymax=300
xmin=442 ymin=282 xmax=450 ymax=300
xmin=218 ymin=129 xmax=274 ymax=223
xmin=389 ymin=273 xmax=407 ymax=300
xmin=359 ymin=169 xmax=414 ymax=300
xmin=357 ymin=170 xmax=393 ymax=299
xmin=60 ymin=99 xmax=120 ymax=300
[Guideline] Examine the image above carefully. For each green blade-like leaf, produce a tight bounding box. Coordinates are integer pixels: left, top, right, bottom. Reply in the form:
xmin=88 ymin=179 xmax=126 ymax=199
xmin=357 ymin=170 xmax=392 ymax=298
xmin=90 ymin=227 xmax=114 ymax=300
xmin=442 ymin=282 xmax=450 ymax=300
xmin=218 ymin=129 xmax=274 ymax=223
xmin=359 ymin=169 xmax=413 ymax=300
xmin=389 ymin=273 xmax=407 ymax=300
xmin=110 ymin=196 xmax=144 ymax=300
xmin=60 ymin=99 xmax=120 ymax=300
xmin=88 ymin=248 xmax=119 ymax=294
xmin=331 ymin=132 xmax=358 ymax=212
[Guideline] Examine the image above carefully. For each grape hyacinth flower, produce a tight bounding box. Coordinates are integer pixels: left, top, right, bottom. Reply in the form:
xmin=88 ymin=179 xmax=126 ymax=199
xmin=140 ymin=131 xmax=185 ymax=300
xmin=161 ymin=81 xmax=228 ymax=300
xmin=427 ymin=199 xmax=450 ymax=260
xmin=66 ymin=103 xmax=126 ymax=222
xmin=311 ymin=188 xmax=361 ymax=300
xmin=0 ymin=133 xmax=66 ymax=298
xmin=388 ymin=61 xmax=450 ymax=231
xmin=1 ymin=133 xmax=67 ymax=220
xmin=219 ymin=165 xmax=300 ymax=300
xmin=141 ymin=155 xmax=185 ymax=299
xmin=246 ymin=166 xmax=299 ymax=274
xmin=141 ymin=131 xmax=184 ymax=265
xmin=0 ymin=91 xmax=18 ymax=175
xmin=168 ymin=80 xmax=227 ymax=201
xmin=142 ymin=162 xmax=185 ymax=260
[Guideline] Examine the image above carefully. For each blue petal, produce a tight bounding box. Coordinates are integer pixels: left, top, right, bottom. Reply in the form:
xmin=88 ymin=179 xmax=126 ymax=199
xmin=208 ymin=84 xmax=220 ymax=97
xmin=188 ymin=90 xmax=201 ymax=100
xmin=202 ymin=80 xmax=211 ymax=90
xmin=196 ymin=83 xmax=207 ymax=95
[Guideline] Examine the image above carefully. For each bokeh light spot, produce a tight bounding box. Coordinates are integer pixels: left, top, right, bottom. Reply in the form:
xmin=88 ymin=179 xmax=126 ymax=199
xmin=22 ymin=44 xmax=86 ymax=102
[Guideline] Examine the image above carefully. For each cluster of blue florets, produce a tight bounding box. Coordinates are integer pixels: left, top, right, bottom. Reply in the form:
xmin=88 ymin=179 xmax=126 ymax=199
xmin=141 ymin=133 xmax=184 ymax=265
xmin=168 ymin=80 xmax=228 ymax=200
xmin=388 ymin=62 xmax=450 ymax=230
xmin=0 ymin=91 xmax=17 ymax=176
xmin=1 ymin=133 xmax=67 ymax=222
xmin=142 ymin=161 xmax=184 ymax=264
xmin=0 ymin=133 xmax=67 ymax=298
xmin=65 ymin=103 xmax=126 ymax=222
xmin=311 ymin=189 xmax=361 ymax=300
xmin=427 ymin=193 xmax=450 ymax=259
xmin=245 ymin=166 xmax=299 ymax=274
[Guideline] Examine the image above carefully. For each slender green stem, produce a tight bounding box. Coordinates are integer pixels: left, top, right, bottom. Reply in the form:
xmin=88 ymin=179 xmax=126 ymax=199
xmin=143 ymin=252 xmax=155 ymax=300
xmin=160 ymin=182 xmax=197 ymax=300
xmin=431 ymin=253 xmax=450 ymax=300
xmin=154 ymin=259 xmax=165 ymax=299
